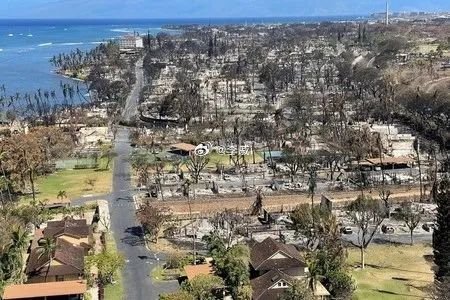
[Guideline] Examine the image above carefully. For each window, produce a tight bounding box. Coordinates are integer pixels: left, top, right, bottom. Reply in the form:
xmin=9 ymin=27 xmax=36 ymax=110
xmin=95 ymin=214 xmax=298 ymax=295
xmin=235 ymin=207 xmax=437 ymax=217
xmin=278 ymin=282 xmax=282 ymax=287
xmin=55 ymin=275 xmax=64 ymax=282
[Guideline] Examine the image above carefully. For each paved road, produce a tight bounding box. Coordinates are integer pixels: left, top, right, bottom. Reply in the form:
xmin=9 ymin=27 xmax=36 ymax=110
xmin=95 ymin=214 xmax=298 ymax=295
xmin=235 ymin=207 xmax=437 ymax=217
xmin=122 ymin=57 xmax=144 ymax=123
xmin=109 ymin=128 xmax=178 ymax=300
xmin=341 ymin=226 xmax=432 ymax=246
xmin=72 ymin=194 xmax=109 ymax=206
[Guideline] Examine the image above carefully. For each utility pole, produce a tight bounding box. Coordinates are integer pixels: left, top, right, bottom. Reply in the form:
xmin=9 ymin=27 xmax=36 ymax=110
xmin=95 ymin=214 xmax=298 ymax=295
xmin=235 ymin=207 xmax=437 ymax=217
xmin=385 ymin=0 xmax=389 ymax=25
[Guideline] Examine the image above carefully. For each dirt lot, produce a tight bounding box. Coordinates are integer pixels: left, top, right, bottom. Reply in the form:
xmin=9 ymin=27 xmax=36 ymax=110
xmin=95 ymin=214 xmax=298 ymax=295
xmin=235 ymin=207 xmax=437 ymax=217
xmin=152 ymin=185 xmax=425 ymax=216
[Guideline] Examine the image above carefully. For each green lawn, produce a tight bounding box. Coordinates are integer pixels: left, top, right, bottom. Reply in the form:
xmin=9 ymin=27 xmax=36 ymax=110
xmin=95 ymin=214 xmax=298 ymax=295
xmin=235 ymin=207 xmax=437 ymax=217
xmin=150 ymin=265 xmax=165 ymax=282
xmin=104 ymin=234 xmax=124 ymax=300
xmin=150 ymin=265 xmax=183 ymax=282
xmin=348 ymin=244 xmax=434 ymax=300
xmin=21 ymin=158 xmax=113 ymax=204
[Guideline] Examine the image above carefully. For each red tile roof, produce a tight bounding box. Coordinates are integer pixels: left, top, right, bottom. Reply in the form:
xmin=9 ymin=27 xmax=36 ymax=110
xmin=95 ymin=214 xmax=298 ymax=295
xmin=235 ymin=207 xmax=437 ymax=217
xmin=184 ymin=262 xmax=214 ymax=281
xmin=2 ymin=280 xmax=87 ymax=299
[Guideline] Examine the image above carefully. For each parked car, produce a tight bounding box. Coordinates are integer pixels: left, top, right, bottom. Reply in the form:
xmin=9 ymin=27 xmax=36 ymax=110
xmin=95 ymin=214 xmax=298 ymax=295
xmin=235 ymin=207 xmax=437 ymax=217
xmin=422 ymin=222 xmax=436 ymax=232
xmin=340 ymin=227 xmax=353 ymax=234
xmin=381 ymin=224 xmax=395 ymax=234
xmin=283 ymin=182 xmax=292 ymax=189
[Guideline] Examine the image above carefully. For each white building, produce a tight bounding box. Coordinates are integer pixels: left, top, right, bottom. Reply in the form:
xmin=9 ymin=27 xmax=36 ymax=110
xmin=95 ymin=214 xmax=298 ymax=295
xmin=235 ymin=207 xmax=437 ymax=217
xmin=369 ymin=124 xmax=416 ymax=157
xmin=119 ymin=35 xmax=144 ymax=50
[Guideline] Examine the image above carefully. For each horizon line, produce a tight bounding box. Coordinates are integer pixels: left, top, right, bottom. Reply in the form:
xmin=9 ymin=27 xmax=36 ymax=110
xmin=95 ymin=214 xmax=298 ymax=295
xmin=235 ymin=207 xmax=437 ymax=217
xmin=1 ymin=10 xmax=449 ymax=21
xmin=0 ymin=15 xmax=370 ymax=20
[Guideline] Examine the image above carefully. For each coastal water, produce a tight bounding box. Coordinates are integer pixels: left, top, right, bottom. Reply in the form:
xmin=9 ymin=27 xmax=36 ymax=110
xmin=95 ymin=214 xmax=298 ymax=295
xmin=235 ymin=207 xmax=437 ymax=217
xmin=0 ymin=17 xmax=364 ymax=103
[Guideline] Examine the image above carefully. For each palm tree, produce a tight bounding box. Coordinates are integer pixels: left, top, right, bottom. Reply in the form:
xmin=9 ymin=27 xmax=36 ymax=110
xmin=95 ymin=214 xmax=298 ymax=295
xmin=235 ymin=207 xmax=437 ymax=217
xmin=0 ymin=246 xmax=20 ymax=282
xmin=306 ymin=257 xmax=325 ymax=295
xmin=9 ymin=228 xmax=29 ymax=282
xmin=56 ymin=190 xmax=67 ymax=200
xmin=37 ymin=237 xmax=58 ymax=282
xmin=0 ymin=151 xmax=12 ymax=205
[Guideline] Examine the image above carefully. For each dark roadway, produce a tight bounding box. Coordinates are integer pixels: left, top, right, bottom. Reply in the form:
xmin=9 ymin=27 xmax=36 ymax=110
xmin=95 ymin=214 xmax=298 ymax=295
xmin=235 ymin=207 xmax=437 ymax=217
xmin=109 ymin=127 xmax=178 ymax=300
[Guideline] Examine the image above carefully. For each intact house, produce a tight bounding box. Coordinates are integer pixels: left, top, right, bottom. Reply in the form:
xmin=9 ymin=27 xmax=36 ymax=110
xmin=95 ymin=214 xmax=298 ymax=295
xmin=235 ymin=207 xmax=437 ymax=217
xmin=250 ymin=237 xmax=330 ymax=300
xmin=168 ymin=143 xmax=196 ymax=157
xmin=26 ymin=238 xmax=86 ymax=284
xmin=42 ymin=218 xmax=91 ymax=247
xmin=2 ymin=280 xmax=87 ymax=300
xmin=25 ymin=218 xmax=91 ymax=284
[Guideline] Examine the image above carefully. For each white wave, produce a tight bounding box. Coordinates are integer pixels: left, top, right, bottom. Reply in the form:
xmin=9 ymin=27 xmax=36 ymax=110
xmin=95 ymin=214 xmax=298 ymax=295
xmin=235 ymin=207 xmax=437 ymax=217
xmin=27 ymin=34 xmax=33 ymax=37
xmin=38 ymin=42 xmax=53 ymax=47
xmin=19 ymin=33 xmax=23 ymax=36
xmin=8 ymin=33 xmax=13 ymax=37
xmin=90 ymin=42 xmax=102 ymax=45
xmin=17 ymin=48 xmax=35 ymax=53
xmin=59 ymin=42 xmax=84 ymax=46
xmin=110 ymin=28 xmax=133 ymax=33
xmin=0 ymin=49 xmax=3 ymax=52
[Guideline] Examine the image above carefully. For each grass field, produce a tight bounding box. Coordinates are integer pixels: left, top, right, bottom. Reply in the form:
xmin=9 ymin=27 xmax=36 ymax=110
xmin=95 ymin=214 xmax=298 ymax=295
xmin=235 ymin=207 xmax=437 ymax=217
xmin=104 ymin=234 xmax=124 ymax=300
xmin=22 ymin=158 xmax=113 ymax=204
xmin=348 ymin=244 xmax=434 ymax=300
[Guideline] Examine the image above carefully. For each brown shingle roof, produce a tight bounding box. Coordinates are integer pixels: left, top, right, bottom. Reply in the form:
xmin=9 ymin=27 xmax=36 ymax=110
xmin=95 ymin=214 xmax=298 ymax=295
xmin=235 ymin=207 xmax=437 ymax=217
xmin=251 ymin=269 xmax=291 ymax=300
xmin=26 ymin=238 xmax=85 ymax=277
xmin=2 ymin=280 xmax=87 ymax=299
xmin=250 ymin=237 xmax=306 ymax=271
xmin=44 ymin=218 xmax=89 ymax=239
xmin=251 ymin=269 xmax=330 ymax=300
xmin=47 ymin=218 xmax=87 ymax=228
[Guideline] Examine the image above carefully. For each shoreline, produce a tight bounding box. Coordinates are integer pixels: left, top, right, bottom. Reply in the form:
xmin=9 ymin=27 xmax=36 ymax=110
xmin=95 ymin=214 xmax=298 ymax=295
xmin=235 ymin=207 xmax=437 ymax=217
xmin=54 ymin=69 xmax=87 ymax=82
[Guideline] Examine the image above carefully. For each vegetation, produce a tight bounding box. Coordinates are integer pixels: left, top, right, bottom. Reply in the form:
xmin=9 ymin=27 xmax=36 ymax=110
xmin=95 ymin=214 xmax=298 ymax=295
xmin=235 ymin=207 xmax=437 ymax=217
xmin=184 ymin=274 xmax=224 ymax=300
xmin=136 ymin=201 xmax=172 ymax=243
xmin=280 ymin=280 xmax=314 ymax=300
xmin=433 ymin=177 xmax=450 ymax=297
xmin=347 ymin=195 xmax=385 ymax=269
xmin=159 ymin=290 xmax=195 ymax=300
xmin=101 ymin=234 xmax=125 ymax=300
xmin=86 ymin=249 xmax=125 ymax=285
xmin=396 ymin=201 xmax=422 ymax=245
xmin=26 ymin=158 xmax=112 ymax=202
xmin=203 ymin=231 xmax=251 ymax=299
xmin=0 ymin=227 xmax=29 ymax=289
xmin=348 ymin=244 xmax=433 ymax=300
xmin=2 ymin=13 xmax=450 ymax=300
xmin=290 ymin=204 xmax=355 ymax=299
xmin=159 ymin=274 xmax=223 ymax=300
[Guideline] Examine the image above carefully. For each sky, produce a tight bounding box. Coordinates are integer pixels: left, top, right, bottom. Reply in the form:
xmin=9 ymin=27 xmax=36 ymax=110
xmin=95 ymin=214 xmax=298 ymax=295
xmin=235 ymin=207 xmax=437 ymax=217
xmin=1 ymin=0 xmax=450 ymax=19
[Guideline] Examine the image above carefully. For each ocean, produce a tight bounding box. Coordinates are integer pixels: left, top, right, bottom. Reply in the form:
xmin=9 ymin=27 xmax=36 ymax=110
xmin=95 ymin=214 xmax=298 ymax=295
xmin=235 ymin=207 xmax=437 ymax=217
xmin=0 ymin=17 xmax=365 ymax=103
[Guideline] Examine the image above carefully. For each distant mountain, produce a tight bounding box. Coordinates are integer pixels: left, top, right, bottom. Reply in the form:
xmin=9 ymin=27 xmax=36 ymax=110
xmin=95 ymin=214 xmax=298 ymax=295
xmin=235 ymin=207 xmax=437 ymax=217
xmin=1 ymin=0 xmax=450 ymax=19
